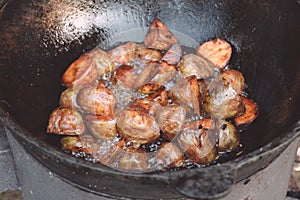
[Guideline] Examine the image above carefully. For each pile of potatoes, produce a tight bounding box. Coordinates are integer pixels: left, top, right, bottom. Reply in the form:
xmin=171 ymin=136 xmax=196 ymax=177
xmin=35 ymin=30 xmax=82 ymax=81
xmin=47 ymin=18 xmax=258 ymax=172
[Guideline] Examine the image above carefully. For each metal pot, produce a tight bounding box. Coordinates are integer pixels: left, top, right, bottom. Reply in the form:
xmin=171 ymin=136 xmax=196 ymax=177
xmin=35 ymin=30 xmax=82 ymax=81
xmin=0 ymin=0 xmax=300 ymax=199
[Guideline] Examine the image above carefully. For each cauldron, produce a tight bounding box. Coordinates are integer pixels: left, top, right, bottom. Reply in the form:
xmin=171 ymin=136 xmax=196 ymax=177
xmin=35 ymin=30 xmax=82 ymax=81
xmin=0 ymin=0 xmax=300 ymax=199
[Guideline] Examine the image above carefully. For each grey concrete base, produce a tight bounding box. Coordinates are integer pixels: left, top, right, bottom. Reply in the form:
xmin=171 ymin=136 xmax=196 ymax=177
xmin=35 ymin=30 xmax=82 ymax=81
xmin=223 ymin=136 xmax=299 ymax=200
xmin=0 ymin=126 xmax=19 ymax=193
xmin=5 ymin=129 xmax=110 ymax=200
xmin=4 ymin=126 xmax=300 ymax=200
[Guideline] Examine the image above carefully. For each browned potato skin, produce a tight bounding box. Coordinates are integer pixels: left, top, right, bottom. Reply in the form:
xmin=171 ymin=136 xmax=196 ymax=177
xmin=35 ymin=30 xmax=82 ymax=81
xmin=198 ymin=130 xmax=218 ymax=164
xmin=171 ymin=75 xmax=202 ymax=116
xmin=61 ymin=134 xmax=99 ymax=156
xmin=148 ymin=87 xmax=169 ymax=107
xmin=151 ymin=61 xmax=177 ymax=85
xmin=62 ymin=48 xmax=114 ymax=87
xmin=89 ymin=48 xmax=115 ymax=77
xmin=221 ymin=69 xmax=245 ymax=94
xmin=96 ymin=80 xmax=107 ymax=88
xmin=133 ymin=61 xmax=157 ymax=89
xmin=59 ymin=87 xmax=80 ymax=110
xmin=234 ymin=96 xmax=259 ymax=126
xmin=178 ymin=129 xmax=217 ymax=165
xmin=85 ymin=115 xmax=117 ymax=140
xmin=111 ymin=65 xmax=135 ymax=89
xmin=196 ymin=38 xmax=232 ymax=70
xmin=144 ymin=18 xmax=179 ymax=50
xmin=108 ymin=42 xmax=137 ymax=66
xmin=62 ymin=54 xmax=98 ymax=87
xmin=155 ymin=105 xmax=186 ymax=141
xmin=217 ymin=120 xmax=240 ymax=152
xmin=118 ymin=148 xmax=150 ymax=172
xmin=155 ymin=142 xmax=185 ymax=169
xmin=135 ymin=44 xmax=163 ymax=62
xmin=47 ymin=107 xmax=85 ymax=135
xmin=202 ymin=77 xmax=245 ymax=119
xmin=130 ymin=97 xmax=160 ymax=115
xmin=61 ymin=135 xmax=125 ymax=167
xmin=117 ymin=106 xmax=160 ymax=146
xmin=77 ymin=86 xmax=116 ymax=117
xmin=137 ymin=83 xmax=165 ymax=95
xmin=198 ymin=79 xmax=210 ymax=101
xmin=182 ymin=119 xmax=215 ymax=130
xmin=177 ymin=54 xmax=215 ymax=80
xmin=131 ymin=87 xmax=168 ymax=114
xmin=161 ymin=44 xmax=182 ymax=65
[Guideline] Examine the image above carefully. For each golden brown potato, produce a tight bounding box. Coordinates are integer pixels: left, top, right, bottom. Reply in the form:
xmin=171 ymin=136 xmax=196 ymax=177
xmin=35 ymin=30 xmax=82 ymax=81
xmin=111 ymin=65 xmax=135 ymax=89
xmin=89 ymin=48 xmax=115 ymax=78
xmin=155 ymin=105 xmax=186 ymax=141
xmin=177 ymin=54 xmax=215 ymax=79
xmin=61 ymin=134 xmax=125 ymax=167
xmin=234 ymin=96 xmax=259 ymax=126
xmin=59 ymin=87 xmax=80 ymax=110
xmin=108 ymin=42 xmax=137 ymax=66
xmin=85 ymin=115 xmax=117 ymax=140
xmin=131 ymin=87 xmax=168 ymax=114
xmin=178 ymin=129 xmax=217 ymax=165
xmin=62 ymin=53 xmax=98 ymax=87
xmin=161 ymin=44 xmax=182 ymax=65
xmin=182 ymin=119 xmax=215 ymax=130
xmin=133 ymin=61 xmax=157 ymax=89
xmin=148 ymin=87 xmax=169 ymax=107
xmin=198 ymin=79 xmax=209 ymax=99
xmin=155 ymin=142 xmax=185 ymax=169
xmin=221 ymin=69 xmax=245 ymax=94
xmin=61 ymin=134 xmax=99 ymax=157
xmin=118 ymin=148 xmax=150 ymax=172
xmin=171 ymin=75 xmax=201 ymax=116
xmin=62 ymin=48 xmax=114 ymax=87
xmin=117 ymin=106 xmax=160 ymax=146
xmin=217 ymin=120 xmax=240 ymax=152
xmin=198 ymin=130 xmax=218 ymax=164
xmin=202 ymin=76 xmax=245 ymax=119
xmin=137 ymin=83 xmax=165 ymax=95
xmin=150 ymin=61 xmax=177 ymax=86
xmin=135 ymin=44 xmax=163 ymax=62
xmin=77 ymin=85 xmax=116 ymax=117
xmin=47 ymin=107 xmax=85 ymax=135
xmin=144 ymin=18 xmax=179 ymax=50
xmin=96 ymin=81 xmax=107 ymax=88
xmin=196 ymin=38 xmax=232 ymax=70
xmin=130 ymin=97 xmax=160 ymax=115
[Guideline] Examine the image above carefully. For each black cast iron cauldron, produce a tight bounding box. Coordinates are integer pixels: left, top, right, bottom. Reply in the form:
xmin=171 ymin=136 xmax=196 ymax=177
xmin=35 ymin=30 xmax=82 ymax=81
xmin=0 ymin=0 xmax=300 ymax=199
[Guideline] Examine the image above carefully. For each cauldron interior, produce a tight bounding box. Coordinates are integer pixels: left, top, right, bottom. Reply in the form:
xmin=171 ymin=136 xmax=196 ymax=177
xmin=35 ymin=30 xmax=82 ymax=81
xmin=0 ymin=0 xmax=300 ymax=198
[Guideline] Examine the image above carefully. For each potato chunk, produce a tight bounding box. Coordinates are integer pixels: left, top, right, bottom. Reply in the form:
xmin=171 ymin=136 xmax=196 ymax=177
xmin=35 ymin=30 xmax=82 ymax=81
xmin=196 ymin=38 xmax=232 ymax=69
xmin=155 ymin=105 xmax=186 ymax=141
xmin=117 ymin=106 xmax=160 ymax=146
xmin=47 ymin=107 xmax=85 ymax=136
xmin=144 ymin=18 xmax=178 ymax=50
xmin=77 ymin=86 xmax=116 ymax=117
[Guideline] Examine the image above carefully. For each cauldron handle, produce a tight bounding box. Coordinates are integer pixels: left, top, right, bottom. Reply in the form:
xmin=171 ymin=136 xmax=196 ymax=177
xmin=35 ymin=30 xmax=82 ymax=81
xmin=168 ymin=164 xmax=236 ymax=199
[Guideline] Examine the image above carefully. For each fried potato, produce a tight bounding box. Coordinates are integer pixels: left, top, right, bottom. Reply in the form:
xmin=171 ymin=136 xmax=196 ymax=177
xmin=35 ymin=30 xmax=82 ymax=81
xmin=144 ymin=18 xmax=178 ymax=50
xmin=197 ymin=38 xmax=232 ymax=70
xmin=47 ymin=107 xmax=85 ymax=135
xmin=234 ymin=96 xmax=259 ymax=126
